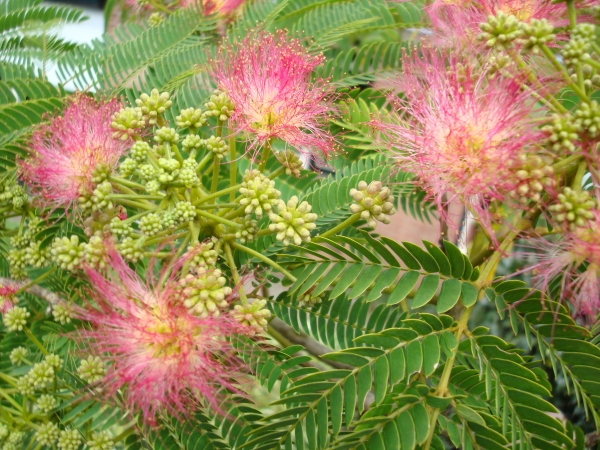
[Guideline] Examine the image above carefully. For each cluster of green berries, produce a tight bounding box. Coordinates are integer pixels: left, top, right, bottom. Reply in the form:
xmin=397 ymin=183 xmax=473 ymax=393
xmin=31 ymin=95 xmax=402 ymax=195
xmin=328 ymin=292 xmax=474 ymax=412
xmin=239 ymin=169 xmax=281 ymax=219
xmin=232 ymin=299 xmax=271 ymax=335
xmin=549 ymin=187 xmax=597 ymax=231
xmin=510 ymin=154 xmax=555 ymax=204
xmin=178 ymin=268 xmax=232 ymax=317
xmin=350 ymin=181 xmax=397 ymax=228
xmin=268 ymin=196 xmax=318 ymax=246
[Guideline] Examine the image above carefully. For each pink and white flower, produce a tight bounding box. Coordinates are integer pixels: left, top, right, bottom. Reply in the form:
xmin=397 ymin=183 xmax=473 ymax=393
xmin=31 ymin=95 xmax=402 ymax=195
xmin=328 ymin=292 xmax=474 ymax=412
xmin=76 ymin=251 xmax=247 ymax=425
xmin=373 ymin=49 xmax=540 ymax=231
xmin=210 ymin=30 xmax=336 ymax=158
xmin=20 ymin=95 xmax=129 ymax=209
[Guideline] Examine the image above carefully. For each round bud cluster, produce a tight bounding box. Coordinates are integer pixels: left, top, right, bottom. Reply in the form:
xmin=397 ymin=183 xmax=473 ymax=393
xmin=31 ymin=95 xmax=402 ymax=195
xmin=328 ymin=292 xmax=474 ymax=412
xmin=204 ymin=90 xmax=234 ymax=122
xmin=349 ymin=181 xmax=397 ymax=228
xmin=36 ymin=422 xmax=59 ymax=447
xmin=173 ymin=201 xmax=197 ymax=223
xmin=9 ymin=347 xmax=28 ymax=365
xmin=162 ymin=211 xmax=177 ymax=229
xmin=148 ymin=12 xmax=163 ymax=26
xmin=135 ymin=89 xmax=172 ymax=125
xmin=140 ymin=213 xmax=163 ymax=236
xmin=46 ymin=353 xmax=63 ymax=370
xmin=87 ymin=431 xmax=115 ymax=450
xmin=17 ymin=374 xmax=34 ymax=395
xmin=176 ymin=107 xmax=206 ymax=129
xmin=179 ymin=269 xmax=232 ymax=317
xmin=83 ymin=236 xmax=109 ymax=269
xmin=298 ymin=290 xmax=323 ymax=308
xmin=7 ymin=248 xmax=27 ymax=279
xmin=139 ymin=163 xmax=157 ymax=181
xmin=562 ymin=35 xmax=592 ymax=69
xmin=57 ymin=429 xmax=82 ymax=450
xmin=277 ymin=150 xmax=304 ymax=177
xmin=574 ymin=101 xmax=600 ymax=139
xmin=179 ymin=159 xmax=200 ymax=188
xmin=37 ymin=394 xmax=58 ymax=413
xmin=25 ymin=241 xmax=50 ymax=268
xmin=11 ymin=219 xmax=42 ymax=250
xmin=5 ymin=431 xmax=24 ymax=448
xmin=518 ymin=19 xmax=555 ymax=53
xmin=154 ymin=127 xmax=179 ymax=144
xmin=157 ymin=158 xmax=180 ymax=183
xmin=543 ymin=114 xmax=580 ymax=152
xmin=28 ymin=361 xmax=55 ymax=388
xmin=268 ymin=196 xmax=318 ymax=246
xmin=78 ymin=355 xmax=106 ymax=383
xmin=51 ymin=236 xmax=85 ymax=271
xmin=145 ymin=180 xmax=161 ymax=194
xmin=182 ymin=134 xmax=204 ymax=151
xmin=549 ymin=187 xmax=597 ymax=231
xmin=3 ymin=306 xmax=29 ymax=331
xmin=187 ymin=239 xmax=219 ymax=269
xmin=205 ymin=135 xmax=228 ymax=159
xmin=111 ymin=107 xmax=145 ymax=140
xmin=0 ymin=183 xmax=28 ymax=210
xmin=235 ymin=217 xmax=258 ymax=244
xmin=118 ymin=237 xmax=144 ymax=262
xmin=86 ymin=181 xmax=113 ymax=212
xmin=0 ymin=423 xmax=7 ymax=440
xmin=232 ymin=299 xmax=271 ymax=335
xmin=478 ymin=12 xmax=522 ymax=49
xmin=131 ymin=141 xmax=150 ymax=163
xmin=509 ymin=154 xmax=555 ymax=204
xmin=486 ymin=54 xmax=514 ymax=79
xmin=52 ymin=302 xmax=75 ymax=325
xmin=91 ymin=163 xmax=112 ymax=184
xmin=109 ymin=217 xmax=133 ymax=237
xmin=239 ymin=170 xmax=281 ymax=219
xmin=119 ymin=158 xmax=137 ymax=177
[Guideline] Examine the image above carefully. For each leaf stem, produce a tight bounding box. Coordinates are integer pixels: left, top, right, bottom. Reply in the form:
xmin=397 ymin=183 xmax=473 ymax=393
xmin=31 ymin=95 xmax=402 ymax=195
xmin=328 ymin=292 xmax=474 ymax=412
xmin=230 ymin=241 xmax=297 ymax=282
xmin=313 ymin=214 xmax=360 ymax=242
xmin=224 ymin=243 xmax=248 ymax=304
xmin=24 ymin=327 xmax=49 ymax=356
xmin=195 ymin=209 xmax=242 ymax=229
xmin=16 ymin=267 xmax=56 ymax=295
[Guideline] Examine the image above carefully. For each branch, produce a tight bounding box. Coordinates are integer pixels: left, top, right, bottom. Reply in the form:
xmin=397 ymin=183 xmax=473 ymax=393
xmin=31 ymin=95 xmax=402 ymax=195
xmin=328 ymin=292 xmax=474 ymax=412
xmin=0 ymin=277 xmax=63 ymax=306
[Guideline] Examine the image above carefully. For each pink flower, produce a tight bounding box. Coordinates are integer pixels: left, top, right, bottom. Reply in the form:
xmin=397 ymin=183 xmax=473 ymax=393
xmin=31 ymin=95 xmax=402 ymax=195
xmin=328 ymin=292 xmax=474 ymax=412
xmin=177 ymin=0 xmax=244 ymax=15
xmin=210 ymin=30 xmax=336 ymax=158
xmin=373 ymin=49 xmax=539 ymax=230
xmin=76 ymin=251 xmax=247 ymax=425
xmin=0 ymin=283 xmax=17 ymax=313
xmin=528 ymin=212 xmax=600 ymax=322
xmin=20 ymin=95 xmax=129 ymax=209
xmin=427 ymin=0 xmax=569 ymax=46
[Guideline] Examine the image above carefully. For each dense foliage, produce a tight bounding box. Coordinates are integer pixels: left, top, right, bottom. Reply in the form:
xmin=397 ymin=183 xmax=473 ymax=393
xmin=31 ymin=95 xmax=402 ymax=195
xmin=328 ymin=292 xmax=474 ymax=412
xmin=0 ymin=0 xmax=599 ymax=448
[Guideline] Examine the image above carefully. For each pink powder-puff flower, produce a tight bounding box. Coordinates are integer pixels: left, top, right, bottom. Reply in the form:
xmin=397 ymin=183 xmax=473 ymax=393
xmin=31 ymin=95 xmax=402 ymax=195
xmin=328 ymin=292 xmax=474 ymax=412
xmin=177 ymin=0 xmax=244 ymax=15
xmin=0 ymin=283 xmax=17 ymax=313
xmin=528 ymin=211 xmax=600 ymax=322
xmin=19 ymin=95 xmax=129 ymax=209
xmin=76 ymin=250 xmax=247 ymax=425
xmin=373 ymin=49 xmax=540 ymax=232
xmin=210 ymin=30 xmax=336 ymax=158
xmin=427 ymin=0 xmax=569 ymax=46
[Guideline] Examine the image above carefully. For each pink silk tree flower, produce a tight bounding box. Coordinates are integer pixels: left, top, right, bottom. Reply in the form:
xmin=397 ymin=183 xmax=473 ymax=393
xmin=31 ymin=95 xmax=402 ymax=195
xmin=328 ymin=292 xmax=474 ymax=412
xmin=76 ymin=251 xmax=247 ymax=425
xmin=178 ymin=0 xmax=244 ymax=15
xmin=19 ymin=95 xmax=129 ymax=209
xmin=0 ymin=283 xmax=17 ymax=313
xmin=528 ymin=212 xmax=600 ymax=322
xmin=373 ymin=49 xmax=540 ymax=231
xmin=210 ymin=30 xmax=336 ymax=158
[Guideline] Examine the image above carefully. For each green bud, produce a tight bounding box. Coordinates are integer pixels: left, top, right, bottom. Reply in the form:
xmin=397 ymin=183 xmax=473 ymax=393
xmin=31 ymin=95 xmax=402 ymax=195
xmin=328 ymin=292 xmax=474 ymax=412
xmin=140 ymin=213 xmax=163 ymax=236
xmin=51 ymin=236 xmax=85 ymax=271
xmin=239 ymin=169 xmax=281 ymax=219
xmin=9 ymin=346 xmax=28 ymax=365
xmin=78 ymin=355 xmax=106 ymax=383
xmin=135 ymin=89 xmax=172 ymax=126
xmin=57 ymin=429 xmax=82 ymax=450
xmin=268 ymin=196 xmax=318 ymax=246
xmin=111 ymin=107 xmax=145 ymax=140
xmin=176 ymin=107 xmax=206 ymax=129
xmin=232 ymin=299 xmax=271 ymax=334
xmin=204 ymin=90 xmax=234 ymax=122
xmin=37 ymin=394 xmax=58 ymax=413
xmin=3 ymin=306 xmax=29 ymax=331
xmin=35 ymin=422 xmax=60 ymax=447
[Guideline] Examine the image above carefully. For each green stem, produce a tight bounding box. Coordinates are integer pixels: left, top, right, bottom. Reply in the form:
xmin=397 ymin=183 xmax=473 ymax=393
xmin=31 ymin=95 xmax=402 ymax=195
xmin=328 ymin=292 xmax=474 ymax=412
xmin=258 ymin=141 xmax=272 ymax=172
xmin=0 ymin=386 xmax=22 ymax=412
xmin=313 ymin=214 xmax=360 ymax=242
xmin=108 ymin=176 xmax=147 ymax=191
xmin=109 ymin=194 xmax=164 ymax=201
xmin=566 ymin=0 xmax=576 ymax=29
xmin=230 ymin=241 xmax=297 ymax=282
xmin=196 ymin=203 xmax=238 ymax=210
xmin=195 ymin=209 xmax=242 ymax=229
xmin=224 ymin=243 xmax=248 ymax=304
xmin=540 ymin=45 xmax=588 ymax=101
xmin=24 ymin=327 xmax=49 ymax=356
xmin=16 ymin=267 xmax=56 ymax=295
xmin=113 ymin=198 xmax=156 ymax=210
xmin=572 ymin=160 xmax=587 ymax=191
xmin=193 ymin=184 xmax=241 ymax=206
xmin=196 ymin=153 xmax=213 ymax=174
xmin=552 ymin=153 xmax=582 ymax=171
xmin=210 ymin=156 xmax=220 ymax=194
xmin=230 ymin=134 xmax=237 ymax=202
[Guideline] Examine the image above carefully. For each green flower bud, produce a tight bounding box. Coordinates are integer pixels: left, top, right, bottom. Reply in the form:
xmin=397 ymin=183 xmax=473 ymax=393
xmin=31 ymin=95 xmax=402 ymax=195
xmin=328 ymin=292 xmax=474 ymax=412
xmin=7 ymin=248 xmax=27 ymax=279
xmin=16 ymin=374 xmax=34 ymax=395
xmin=0 ymin=423 xmax=8 ymax=441
xmin=135 ymin=89 xmax=172 ymax=125
xmin=37 ymin=394 xmax=58 ymax=413
xmin=154 ymin=127 xmax=179 ymax=144
xmin=111 ymin=107 xmax=145 ymax=140
xmin=205 ymin=135 xmax=228 ymax=159
xmin=139 ymin=164 xmax=158 ymax=181
xmin=158 ymin=157 xmax=180 ymax=172
xmin=173 ymin=201 xmax=196 ymax=223
xmin=148 ymin=12 xmax=163 ymax=26
xmin=57 ymin=429 xmax=82 ymax=450
xmin=91 ymin=163 xmax=112 ymax=184
xmin=549 ymin=187 xmax=597 ymax=230
xmin=9 ymin=185 xmax=28 ymax=209
xmin=51 ymin=236 xmax=85 ymax=271
xmin=52 ymin=302 xmax=75 ymax=325
xmin=518 ymin=18 xmax=555 ymax=53
xmin=29 ymin=361 xmax=55 ymax=388
xmin=89 ymin=181 xmax=114 ymax=211
xmin=117 ymin=237 xmax=144 ymax=262
xmin=182 ymin=134 xmax=204 ymax=151
xmin=83 ymin=236 xmax=109 ymax=269
xmin=45 ymin=354 xmax=63 ymax=369
xmin=268 ymin=196 xmax=318 ymax=246
xmin=298 ymin=290 xmax=323 ymax=308
xmin=478 ymin=11 xmax=522 ymax=49
xmin=131 ymin=141 xmax=151 ymax=163
xmin=574 ymin=100 xmax=600 ymax=139
xmin=87 ymin=431 xmax=115 ymax=450
xmin=276 ymin=150 xmax=303 ymax=177
xmin=204 ymin=90 xmax=234 ymax=122
xmin=187 ymin=239 xmax=219 ymax=269
xmin=9 ymin=347 xmax=28 ymax=365
xmin=349 ymin=181 xmax=396 ymax=228
xmin=119 ymin=158 xmax=137 ymax=177
xmin=232 ymin=299 xmax=271 ymax=334
xmin=179 ymin=268 xmax=232 ymax=317
xmin=25 ymin=241 xmax=50 ymax=268
xmin=509 ymin=154 xmax=555 ymax=204
xmin=176 ymin=107 xmax=206 ymax=129
xmin=543 ymin=114 xmax=580 ymax=152
xmin=239 ymin=169 xmax=281 ymax=219
xmin=3 ymin=306 xmax=29 ymax=331
xmin=35 ymin=422 xmax=59 ymax=447
xmin=78 ymin=355 xmax=106 ymax=384
xmin=140 ymin=213 xmax=163 ymax=236
xmin=235 ymin=217 xmax=258 ymax=244
xmin=145 ymin=180 xmax=161 ymax=194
